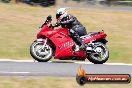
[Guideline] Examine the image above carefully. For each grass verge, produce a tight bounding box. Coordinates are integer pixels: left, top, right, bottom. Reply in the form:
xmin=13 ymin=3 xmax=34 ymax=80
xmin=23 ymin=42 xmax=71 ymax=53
xmin=0 ymin=76 xmax=131 ymax=88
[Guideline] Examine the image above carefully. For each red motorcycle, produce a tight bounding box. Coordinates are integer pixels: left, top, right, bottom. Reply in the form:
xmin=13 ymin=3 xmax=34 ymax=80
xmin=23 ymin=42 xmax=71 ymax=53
xmin=30 ymin=16 xmax=109 ymax=64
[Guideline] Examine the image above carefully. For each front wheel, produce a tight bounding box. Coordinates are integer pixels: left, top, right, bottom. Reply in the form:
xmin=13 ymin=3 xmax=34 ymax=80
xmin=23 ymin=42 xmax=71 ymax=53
xmin=87 ymin=42 xmax=109 ymax=64
xmin=30 ymin=41 xmax=53 ymax=62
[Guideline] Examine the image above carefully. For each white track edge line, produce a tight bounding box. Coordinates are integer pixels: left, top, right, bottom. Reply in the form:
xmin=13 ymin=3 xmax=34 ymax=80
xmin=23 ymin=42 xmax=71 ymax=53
xmin=0 ymin=71 xmax=30 ymax=74
xmin=0 ymin=59 xmax=132 ymax=66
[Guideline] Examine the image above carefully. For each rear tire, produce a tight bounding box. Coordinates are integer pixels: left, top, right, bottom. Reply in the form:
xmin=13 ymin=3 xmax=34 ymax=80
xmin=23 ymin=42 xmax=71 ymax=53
xmin=87 ymin=42 xmax=109 ymax=64
xmin=30 ymin=41 xmax=53 ymax=62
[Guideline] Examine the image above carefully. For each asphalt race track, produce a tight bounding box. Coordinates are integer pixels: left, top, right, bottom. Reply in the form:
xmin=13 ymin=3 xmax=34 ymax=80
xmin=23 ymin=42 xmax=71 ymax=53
xmin=0 ymin=60 xmax=132 ymax=77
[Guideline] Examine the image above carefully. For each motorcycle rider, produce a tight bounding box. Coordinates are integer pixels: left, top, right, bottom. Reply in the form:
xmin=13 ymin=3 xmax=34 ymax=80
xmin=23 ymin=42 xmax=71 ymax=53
xmin=53 ymin=8 xmax=87 ymax=50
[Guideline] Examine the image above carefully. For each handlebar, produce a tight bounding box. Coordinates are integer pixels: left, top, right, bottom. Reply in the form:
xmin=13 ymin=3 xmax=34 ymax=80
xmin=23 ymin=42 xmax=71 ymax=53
xmin=45 ymin=15 xmax=52 ymax=24
xmin=40 ymin=15 xmax=60 ymax=29
xmin=40 ymin=15 xmax=52 ymax=28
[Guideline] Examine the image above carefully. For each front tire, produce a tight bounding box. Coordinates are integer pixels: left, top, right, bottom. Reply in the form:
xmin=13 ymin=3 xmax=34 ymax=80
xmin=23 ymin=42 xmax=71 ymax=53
xmin=87 ymin=42 xmax=109 ymax=64
xmin=30 ymin=41 xmax=53 ymax=62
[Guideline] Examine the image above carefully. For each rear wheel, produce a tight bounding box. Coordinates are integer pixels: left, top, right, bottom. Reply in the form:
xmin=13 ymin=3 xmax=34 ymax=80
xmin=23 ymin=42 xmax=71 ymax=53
xmin=87 ymin=42 xmax=109 ymax=64
xmin=30 ymin=41 xmax=53 ymax=62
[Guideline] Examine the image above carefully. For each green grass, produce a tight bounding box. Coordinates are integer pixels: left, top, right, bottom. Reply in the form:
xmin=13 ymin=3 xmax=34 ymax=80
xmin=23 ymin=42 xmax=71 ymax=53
xmin=0 ymin=76 xmax=131 ymax=88
xmin=0 ymin=3 xmax=132 ymax=63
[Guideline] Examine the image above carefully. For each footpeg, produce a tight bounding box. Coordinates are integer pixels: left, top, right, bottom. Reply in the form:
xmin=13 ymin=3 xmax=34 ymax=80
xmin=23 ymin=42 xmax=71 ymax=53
xmin=86 ymin=46 xmax=92 ymax=51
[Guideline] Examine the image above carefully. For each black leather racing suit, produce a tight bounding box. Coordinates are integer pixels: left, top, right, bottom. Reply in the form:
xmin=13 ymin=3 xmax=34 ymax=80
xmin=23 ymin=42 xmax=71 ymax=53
xmin=55 ymin=14 xmax=87 ymax=48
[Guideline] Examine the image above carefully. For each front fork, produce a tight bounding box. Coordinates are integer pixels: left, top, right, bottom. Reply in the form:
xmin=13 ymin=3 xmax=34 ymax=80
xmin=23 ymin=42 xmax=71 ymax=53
xmin=42 ymin=38 xmax=47 ymax=49
xmin=36 ymin=38 xmax=48 ymax=50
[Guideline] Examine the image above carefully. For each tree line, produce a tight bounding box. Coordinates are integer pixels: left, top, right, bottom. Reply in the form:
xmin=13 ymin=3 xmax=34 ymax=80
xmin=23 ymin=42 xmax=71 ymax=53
xmin=0 ymin=0 xmax=55 ymax=6
xmin=1 ymin=0 xmax=132 ymax=6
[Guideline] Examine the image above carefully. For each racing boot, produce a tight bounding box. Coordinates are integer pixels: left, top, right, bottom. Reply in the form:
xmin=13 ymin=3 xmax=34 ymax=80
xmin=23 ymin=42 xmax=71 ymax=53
xmin=75 ymin=36 xmax=86 ymax=50
xmin=74 ymin=44 xmax=86 ymax=51
xmin=79 ymin=43 xmax=86 ymax=51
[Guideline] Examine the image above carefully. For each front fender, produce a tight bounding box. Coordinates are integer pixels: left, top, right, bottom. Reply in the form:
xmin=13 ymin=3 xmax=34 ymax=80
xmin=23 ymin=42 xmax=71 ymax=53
xmin=35 ymin=38 xmax=46 ymax=42
xmin=34 ymin=38 xmax=52 ymax=46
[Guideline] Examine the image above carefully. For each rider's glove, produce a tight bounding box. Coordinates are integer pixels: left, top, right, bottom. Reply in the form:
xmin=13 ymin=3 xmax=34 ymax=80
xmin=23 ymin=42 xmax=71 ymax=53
xmin=57 ymin=21 xmax=61 ymax=25
xmin=53 ymin=21 xmax=61 ymax=27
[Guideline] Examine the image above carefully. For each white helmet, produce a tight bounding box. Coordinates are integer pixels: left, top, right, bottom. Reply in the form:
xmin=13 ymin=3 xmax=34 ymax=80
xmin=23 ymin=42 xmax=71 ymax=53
xmin=56 ymin=8 xmax=67 ymax=20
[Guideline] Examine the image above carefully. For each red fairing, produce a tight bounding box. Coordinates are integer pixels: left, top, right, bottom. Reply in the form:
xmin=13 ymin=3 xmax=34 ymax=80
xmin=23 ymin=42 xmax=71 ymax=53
xmin=37 ymin=25 xmax=55 ymax=38
xmin=36 ymin=24 xmax=106 ymax=59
